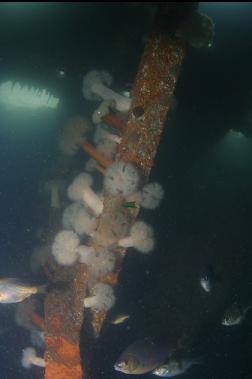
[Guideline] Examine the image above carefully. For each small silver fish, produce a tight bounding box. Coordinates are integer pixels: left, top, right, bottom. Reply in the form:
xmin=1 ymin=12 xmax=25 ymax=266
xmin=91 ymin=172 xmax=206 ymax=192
xmin=200 ymin=275 xmax=211 ymax=293
xmin=0 ymin=278 xmax=47 ymax=303
xmin=221 ymin=304 xmax=252 ymax=326
xmin=200 ymin=265 xmax=218 ymax=293
xmin=114 ymin=338 xmax=171 ymax=374
xmin=111 ymin=313 xmax=130 ymax=325
xmin=153 ymin=357 xmax=203 ymax=377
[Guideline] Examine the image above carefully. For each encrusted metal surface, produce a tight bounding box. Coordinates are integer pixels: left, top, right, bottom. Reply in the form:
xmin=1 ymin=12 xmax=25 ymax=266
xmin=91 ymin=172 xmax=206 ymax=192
xmin=45 ymin=264 xmax=88 ymax=379
xmin=119 ymin=33 xmax=186 ymax=175
xmin=88 ymin=33 xmax=186 ymax=340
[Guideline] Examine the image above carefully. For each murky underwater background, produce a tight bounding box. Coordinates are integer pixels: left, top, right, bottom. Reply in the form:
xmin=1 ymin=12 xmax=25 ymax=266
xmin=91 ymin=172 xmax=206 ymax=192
xmin=0 ymin=3 xmax=251 ymax=378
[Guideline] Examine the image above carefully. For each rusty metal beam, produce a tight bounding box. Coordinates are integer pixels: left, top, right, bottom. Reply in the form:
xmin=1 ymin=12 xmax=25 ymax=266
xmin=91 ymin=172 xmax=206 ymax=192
xmin=119 ymin=32 xmax=186 ymax=175
xmin=89 ymin=32 xmax=186 ymax=338
xmin=44 ymin=10 xmax=187 ymax=379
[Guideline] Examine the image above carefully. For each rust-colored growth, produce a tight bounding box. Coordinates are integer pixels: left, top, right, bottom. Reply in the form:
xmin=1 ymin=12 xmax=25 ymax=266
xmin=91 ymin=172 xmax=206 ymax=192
xmin=103 ymin=112 xmax=127 ymax=131
xmin=45 ymin=335 xmax=82 ymax=379
xmin=45 ymin=264 xmax=88 ymax=379
xmin=31 ymin=312 xmax=45 ymax=331
xmin=119 ymin=33 xmax=186 ymax=176
xmin=82 ymin=142 xmax=113 ymax=169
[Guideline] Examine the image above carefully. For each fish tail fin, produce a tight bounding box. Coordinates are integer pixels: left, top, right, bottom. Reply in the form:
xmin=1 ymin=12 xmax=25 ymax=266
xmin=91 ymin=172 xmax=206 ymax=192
xmin=36 ymin=284 xmax=48 ymax=294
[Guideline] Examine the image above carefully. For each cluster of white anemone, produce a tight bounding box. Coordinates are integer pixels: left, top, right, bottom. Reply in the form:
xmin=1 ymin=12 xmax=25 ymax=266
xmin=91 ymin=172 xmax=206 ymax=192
xmin=52 ymin=230 xmax=93 ymax=266
xmin=50 ymin=157 xmax=165 ymax=309
xmin=59 ymin=70 xmax=128 ymax=163
xmin=118 ymin=221 xmax=154 ymax=254
xmin=52 ymin=240 xmax=116 ymax=288
xmin=51 ymin=69 xmax=165 ymax=312
xmin=62 ymin=202 xmax=97 ymax=236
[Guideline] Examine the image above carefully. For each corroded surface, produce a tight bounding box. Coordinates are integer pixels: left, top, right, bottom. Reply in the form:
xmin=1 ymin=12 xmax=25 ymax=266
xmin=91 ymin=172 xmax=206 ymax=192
xmin=119 ymin=34 xmax=186 ymax=175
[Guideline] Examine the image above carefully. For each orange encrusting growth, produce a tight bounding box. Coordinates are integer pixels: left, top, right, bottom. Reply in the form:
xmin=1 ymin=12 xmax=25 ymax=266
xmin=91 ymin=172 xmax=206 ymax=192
xmin=45 ymin=335 xmax=82 ymax=379
xmin=82 ymin=142 xmax=113 ymax=169
xmin=103 ymin=112 xmax=127 ymax=131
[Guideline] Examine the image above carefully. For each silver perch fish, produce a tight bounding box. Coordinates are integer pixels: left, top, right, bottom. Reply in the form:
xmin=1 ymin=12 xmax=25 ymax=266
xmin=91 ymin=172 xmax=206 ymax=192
xmin=0 ymin=278 xmax=46 ymax=303
xmin=114 ymin=338 xmax=171 ymax=374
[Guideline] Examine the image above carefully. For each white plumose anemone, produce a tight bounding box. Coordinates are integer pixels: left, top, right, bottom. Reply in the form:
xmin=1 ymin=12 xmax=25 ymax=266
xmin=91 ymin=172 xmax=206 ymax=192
xmin=21 ymin=347 xmax=45 ymax=369
xmin=84 ymin=283 xmax=115 ymax=311
xmin=52 ymin=230 xmax=80 ymax=266
xmin=82 ymin=70 xmax=113 ymax=100
xmin=79 ymin=248 xmax=116 ymax=279
xmin=104 ymin=160 xmax=140 ymax=197
xmin=141 ymin=182 xmax=164 ymax=209
xmin=118 ymin=221 xmax=154 ymax=254
xmin=72 ymin=206 xmax=97 ymax=236
xmin=82 ymin=70 xmax=132 ymax=112
xmin=62 ymin=202 xmax=83 ymax=230
xmin=62 ymin=202 xmax=97 ymax=236
xmin=67 ymin=173 xmax=103 ymax=216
